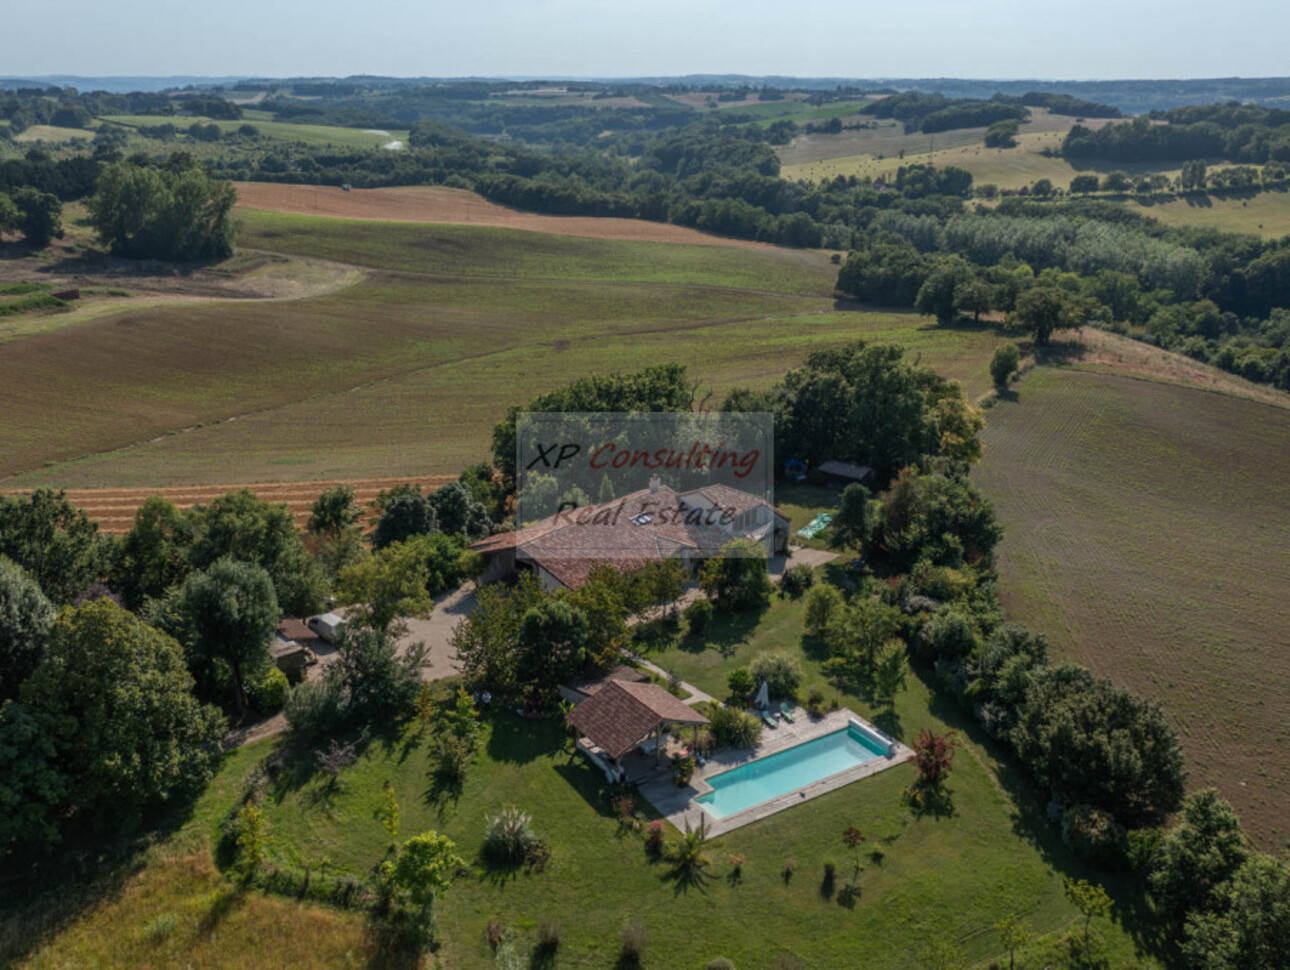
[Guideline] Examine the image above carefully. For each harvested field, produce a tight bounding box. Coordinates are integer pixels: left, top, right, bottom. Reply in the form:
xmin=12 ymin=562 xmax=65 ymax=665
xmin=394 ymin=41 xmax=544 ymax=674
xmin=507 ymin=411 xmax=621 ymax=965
xmin=975 ymin=366 xmax=1290 ymax=847
xmin=232 ymin=182 xmax=772 ymax=248
xmin=0 ymin=212 xmax=838 ymax=487
xmin=3 ymin=476 xmax=455 ymax=534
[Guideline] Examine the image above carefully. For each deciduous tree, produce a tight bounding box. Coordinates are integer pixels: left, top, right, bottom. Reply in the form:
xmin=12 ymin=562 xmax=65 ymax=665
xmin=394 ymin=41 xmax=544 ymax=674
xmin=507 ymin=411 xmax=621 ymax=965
xmin=181 ymin=558 xmax=280 ymax=714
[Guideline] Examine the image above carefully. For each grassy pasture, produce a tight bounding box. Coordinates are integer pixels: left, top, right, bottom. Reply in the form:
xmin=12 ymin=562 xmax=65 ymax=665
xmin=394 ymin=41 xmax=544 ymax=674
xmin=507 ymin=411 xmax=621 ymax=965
xmin=102 ymin=115 xmax=409 ymax=150
xmin=784 ymin=130 xmax=1186 ymax=191
xmin=1125 ymin=185 xmax=1290 ymax=238
xmin=17 ymin=851 xmax=388 ymax=970
xmin=974 ymin=366 xmax=1290 ymax=848
xmin=10 ymin=125 xmax=94 ymax=144
xmin=3 ymin=212 xmax=1014 ymax=489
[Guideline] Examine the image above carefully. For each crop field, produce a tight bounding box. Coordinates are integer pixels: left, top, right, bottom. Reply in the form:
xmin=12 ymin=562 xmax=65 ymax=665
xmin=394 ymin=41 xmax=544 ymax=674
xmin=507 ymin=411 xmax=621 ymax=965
xmin=780 ymin=109 xmax=1099 ymax=166
xmin=784 ymin=129 xmax=1184 ymax=191
xmin=102 ymin=115 xmax=410 ymax=150
xmin=1124 ymin=185 xmax=1290 ymax=238
xmin=974 ymin=366 xmax=1290 ymax=847
xmin=2 ymin=210 xmax=1017 ymax=489
xmin=232 ymin=181 xmax=774 ymax=247
xmin=3 ymin=475 xmax=455 ymax=534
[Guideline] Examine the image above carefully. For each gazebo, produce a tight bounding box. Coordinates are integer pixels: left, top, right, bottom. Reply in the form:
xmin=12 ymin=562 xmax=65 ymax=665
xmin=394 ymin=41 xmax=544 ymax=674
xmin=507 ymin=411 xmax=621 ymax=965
xmin=566 ymin=679 xmax=709 ymax=767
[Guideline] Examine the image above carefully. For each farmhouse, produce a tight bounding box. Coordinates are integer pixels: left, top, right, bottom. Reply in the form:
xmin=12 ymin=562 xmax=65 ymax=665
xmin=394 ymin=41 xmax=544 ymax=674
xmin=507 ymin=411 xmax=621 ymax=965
xmin=471 ymin=476 xmax=790 ymax=590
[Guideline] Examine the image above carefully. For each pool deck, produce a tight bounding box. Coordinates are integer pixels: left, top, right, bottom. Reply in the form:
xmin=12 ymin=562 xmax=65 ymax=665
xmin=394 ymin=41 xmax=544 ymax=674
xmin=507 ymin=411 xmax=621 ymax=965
xmin=636 ymin=707 xmax=914 ymax=836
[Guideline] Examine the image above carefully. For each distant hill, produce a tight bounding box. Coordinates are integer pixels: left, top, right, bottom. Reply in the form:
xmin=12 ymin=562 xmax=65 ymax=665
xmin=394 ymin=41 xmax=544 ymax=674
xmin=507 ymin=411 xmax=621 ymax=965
xmin=6 ymin=74 xmax=1290 ymax=111
xmin=0 ymin=75 xmax=251 ymax=93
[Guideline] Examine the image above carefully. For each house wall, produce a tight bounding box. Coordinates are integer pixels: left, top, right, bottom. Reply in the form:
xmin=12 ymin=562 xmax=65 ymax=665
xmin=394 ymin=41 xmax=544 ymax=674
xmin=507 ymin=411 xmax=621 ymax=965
xmin=477 ymin=547 xmax=516 ymax=585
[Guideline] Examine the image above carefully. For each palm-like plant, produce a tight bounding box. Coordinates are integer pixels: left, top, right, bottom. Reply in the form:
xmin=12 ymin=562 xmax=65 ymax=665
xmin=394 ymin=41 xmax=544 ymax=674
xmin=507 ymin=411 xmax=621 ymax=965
xmin=665 ymin=816 xmax=714 ymax=887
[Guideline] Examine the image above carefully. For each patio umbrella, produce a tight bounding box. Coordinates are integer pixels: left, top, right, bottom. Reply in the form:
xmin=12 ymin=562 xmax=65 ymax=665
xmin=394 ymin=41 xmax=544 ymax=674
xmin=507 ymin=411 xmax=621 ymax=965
xmin=754 ymin=679 xmax=770 ymax=710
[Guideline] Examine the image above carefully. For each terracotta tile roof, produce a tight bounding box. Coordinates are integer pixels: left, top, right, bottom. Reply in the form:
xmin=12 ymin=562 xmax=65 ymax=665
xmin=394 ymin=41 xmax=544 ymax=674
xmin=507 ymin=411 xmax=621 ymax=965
xmin=566 ymin=679 xmax=709 ymax=760
xmin=569 ymin=664 xmax=652 ymax=696
xmin=276 ymin=618 xmax=315 ymax=643
xmin=472 ymin=481 xmax=779 ymax=588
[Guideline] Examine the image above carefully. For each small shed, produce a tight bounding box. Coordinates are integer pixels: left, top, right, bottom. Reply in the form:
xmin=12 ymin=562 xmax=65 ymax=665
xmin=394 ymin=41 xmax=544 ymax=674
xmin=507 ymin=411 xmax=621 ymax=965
xmin=817 ymin=459 xmax=873 ymax=489
xmin=307 ymin=612 xmax=345 ymax=643
xmin=566 ymin=679 xmax=709 ymax=766
xmin=269 ymin=633 xmax=314 ymax=681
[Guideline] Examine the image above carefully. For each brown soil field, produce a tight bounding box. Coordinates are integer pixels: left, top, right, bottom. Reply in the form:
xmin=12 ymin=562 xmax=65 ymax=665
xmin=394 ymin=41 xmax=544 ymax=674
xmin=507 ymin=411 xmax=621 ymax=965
xmin=976 ymin=367 xmax=1290 ymax=847
xmin=3 ymin=475 xmax=455 ymax=534
xmin=232 ymin=182 xmax=772 ymax=248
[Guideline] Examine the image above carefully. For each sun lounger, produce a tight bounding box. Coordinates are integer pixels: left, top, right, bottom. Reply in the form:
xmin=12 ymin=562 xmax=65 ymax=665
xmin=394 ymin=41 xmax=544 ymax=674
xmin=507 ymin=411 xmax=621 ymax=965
xmin=760 ymin=709 xmax=778 ymax=729
xmin=780 ymin=702 xmax=796 ymax=723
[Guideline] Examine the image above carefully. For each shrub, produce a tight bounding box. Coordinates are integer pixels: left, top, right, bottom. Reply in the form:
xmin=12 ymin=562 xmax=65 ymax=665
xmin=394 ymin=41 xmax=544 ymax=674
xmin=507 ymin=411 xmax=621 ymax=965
xmin=645 ymin=819 xmax=666 ymax=856
xmin=683 ymin=597 xmax=714 ymax=636
xmin=803 ymin=584 xmax=844 ymax=638
xmin=913 ymin=729 xmax=958 ymax=788
xmin=522 ymin=836 xmax=551 ymax=873
xmin=666 ymin=668 xmax=683 ymax=696
xmin=619 ymin=919 xmax=648 ymax=965
xmin=483 ymin=805 xmax=535 ymax=866
xmin=430 ymin=733 xmax=476 ymax=785
xmin=708 ymin=705 xmax=763 ymax=749
xmin=671 ymin=755 xmax=697 ymax=787
xmin=1062 ymin=803 xmax=1129 ymax=871
xmin=247 ymin=666 xmax=289 ymax=712
xmin=707 ymin=959 xmax=737 ymax=970
xmin=804 ymin=688 xmax=827 ymax=718
xmin=990 ymin=343 xmax=1022 ymax=390
xmin=779 ymin=563 xmax=814 ymax=596
xmin=749 ymin=652 xmax=803 ymax=699
xmin=283 ymin=674 xmax=349 ymax=737
xmin=726 ymin=666 xmax=755 ymax=701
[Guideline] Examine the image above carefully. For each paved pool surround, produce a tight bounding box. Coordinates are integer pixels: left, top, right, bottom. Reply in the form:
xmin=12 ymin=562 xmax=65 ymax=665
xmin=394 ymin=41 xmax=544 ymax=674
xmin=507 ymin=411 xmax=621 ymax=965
xmin=639 ymin=707 xmax=914 ymax=836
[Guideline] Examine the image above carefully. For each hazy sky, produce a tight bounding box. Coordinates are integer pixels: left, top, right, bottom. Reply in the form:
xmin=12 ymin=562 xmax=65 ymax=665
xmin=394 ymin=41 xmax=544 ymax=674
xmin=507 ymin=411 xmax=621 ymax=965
xmin=6 ymin=0 xmax=1289 ymax=80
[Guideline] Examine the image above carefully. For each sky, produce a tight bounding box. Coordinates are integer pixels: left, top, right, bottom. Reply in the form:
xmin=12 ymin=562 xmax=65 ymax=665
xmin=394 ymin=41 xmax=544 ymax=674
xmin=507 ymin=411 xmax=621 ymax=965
xmin=5 ymin=0 xmax=1289 ymax=80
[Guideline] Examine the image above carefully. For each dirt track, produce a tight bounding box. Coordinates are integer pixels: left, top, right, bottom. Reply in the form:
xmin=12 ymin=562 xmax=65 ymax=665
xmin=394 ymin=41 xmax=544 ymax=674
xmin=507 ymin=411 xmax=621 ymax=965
xmin=5 ymin=475 xmax=456 ymax=534
xmin=233 ymin=182 xmax=771 ymax=249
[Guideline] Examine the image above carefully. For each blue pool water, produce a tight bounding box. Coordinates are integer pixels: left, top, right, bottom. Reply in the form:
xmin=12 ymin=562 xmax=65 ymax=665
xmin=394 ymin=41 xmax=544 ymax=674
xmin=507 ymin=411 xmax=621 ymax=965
xmin=695 ymin=726 xmax=888 ymax=820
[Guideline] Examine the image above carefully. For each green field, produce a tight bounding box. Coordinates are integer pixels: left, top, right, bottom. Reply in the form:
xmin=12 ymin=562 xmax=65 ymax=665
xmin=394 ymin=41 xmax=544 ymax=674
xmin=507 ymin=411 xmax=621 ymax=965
xmin=102 ymin=115 xmax=409 ymax=150
xmin=11 ymin=124 xmax=95 ymax=144
xmin=14 ymin=595 xmax=1162 ymax=970
xmin=1 ymin=212 xmax=1014 ymax=488
xmin=783 ymin=129 xmax=1188 ymax=192
xmin=974 ymin=366 xmax=1290 ymax=848
xmin=1125 ymin=186 xmax=1290 ymax=238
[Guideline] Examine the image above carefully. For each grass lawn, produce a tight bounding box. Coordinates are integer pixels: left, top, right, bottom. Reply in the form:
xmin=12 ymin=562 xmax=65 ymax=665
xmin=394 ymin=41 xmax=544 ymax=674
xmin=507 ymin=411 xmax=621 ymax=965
xmin=974 ymin=365 xmax=1290 ymax=849
xmin=17 ymin=600 xmax=1163 ymax=970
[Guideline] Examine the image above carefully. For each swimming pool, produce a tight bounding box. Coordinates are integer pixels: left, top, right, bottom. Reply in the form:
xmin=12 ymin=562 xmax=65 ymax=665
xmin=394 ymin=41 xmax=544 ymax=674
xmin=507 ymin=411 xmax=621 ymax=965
xmin=695 ymin=725 xmax=889 ymax=820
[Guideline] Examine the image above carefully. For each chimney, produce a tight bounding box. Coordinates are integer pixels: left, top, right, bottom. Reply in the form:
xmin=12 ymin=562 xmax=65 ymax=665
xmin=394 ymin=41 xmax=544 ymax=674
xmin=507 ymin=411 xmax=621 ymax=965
xmin=649 ymin=474 xmax=661 ymax=493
